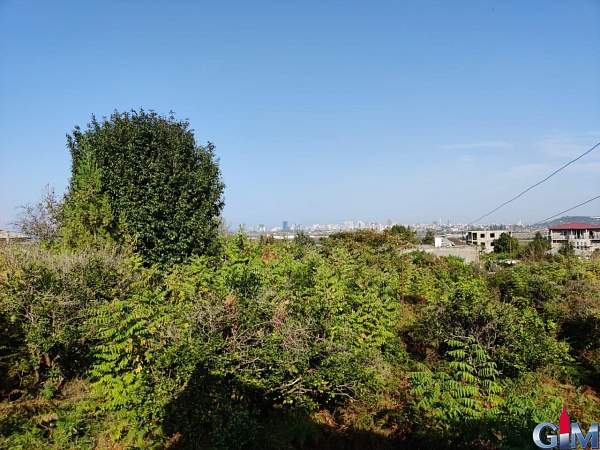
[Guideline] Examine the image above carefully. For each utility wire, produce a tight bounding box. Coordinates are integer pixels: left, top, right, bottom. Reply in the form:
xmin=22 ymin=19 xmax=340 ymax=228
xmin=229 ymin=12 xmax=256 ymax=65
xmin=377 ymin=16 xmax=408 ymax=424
xmin=468 ymin=141 xmax=600 ymax=225
xmin=531 ymin=194 xmax=600 ymax=226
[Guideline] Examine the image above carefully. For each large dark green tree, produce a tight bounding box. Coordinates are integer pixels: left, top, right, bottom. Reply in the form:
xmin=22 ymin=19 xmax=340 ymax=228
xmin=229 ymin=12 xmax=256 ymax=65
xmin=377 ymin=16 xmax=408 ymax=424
xmin=63 ymin=109 xmax=225 ymax=266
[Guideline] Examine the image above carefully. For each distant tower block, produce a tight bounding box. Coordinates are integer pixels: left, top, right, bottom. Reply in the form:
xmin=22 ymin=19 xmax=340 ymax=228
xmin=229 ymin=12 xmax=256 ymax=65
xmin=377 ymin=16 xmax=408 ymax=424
xmin=283 ymin=221 xmax=289 ymax=232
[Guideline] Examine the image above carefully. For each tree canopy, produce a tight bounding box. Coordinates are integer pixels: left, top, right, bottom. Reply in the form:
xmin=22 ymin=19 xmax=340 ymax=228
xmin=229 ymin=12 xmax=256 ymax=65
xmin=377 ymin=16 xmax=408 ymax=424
xmin=389 ymin=224 xmax=419 ymax=244
xmin=492 ymin=232 xmax=519 ymax=255
xmin=62 ymin=109 xmax=224 ymax=266
xmin=422 ymin=229 xmax=435 ymax=245
xmin=522 ymin=231 xmax=552 ymax=261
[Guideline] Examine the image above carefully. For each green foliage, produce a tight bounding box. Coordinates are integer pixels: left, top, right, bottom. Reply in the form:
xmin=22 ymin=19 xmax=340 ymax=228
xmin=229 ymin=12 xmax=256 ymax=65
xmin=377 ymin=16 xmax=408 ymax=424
xmin=155 ymin=235 xmax=409 ymax=448
xmin=89 ymin=284 xmax=170 ymax=443
xmin=522 ymin=231 xmax=552 ymax=261
xmin=559 ymin=240 xmax=575 ymax=257
xmin=2 ymin=231 xmax=600 ymax=448
xmin=389 ymin=224 xmax=419 ymax=244
xmin=491 ymin=261 xmax=565 ymax=311
xmin=61 ymin=152 xmax=118 ymax=248
xmin=421 ymin=229 xmax=435 ymax=245
xmin=492 ymin=232 xmax=519 ymax=255
xmin=293 ymin=230 xmax=315 ymax=248
xmin=413 ymin=275 xmax=572 ymax=378
xmin=64 ymin=109 xmax=225 ymax=266
xmin=328 ymin=229 xmax=390 ymax=248
xmin=410 ymin=337 xmax=503 ymax=447
xmin=0 ymin=244 xmax=137 ymax=392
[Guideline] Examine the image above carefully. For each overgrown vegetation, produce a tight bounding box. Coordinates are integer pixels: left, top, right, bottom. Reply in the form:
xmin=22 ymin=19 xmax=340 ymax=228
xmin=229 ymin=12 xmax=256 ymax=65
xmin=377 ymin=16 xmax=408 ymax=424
xmin=2 ymin=230 xmax=600 ymax=449
xmin=3 ymin=112 xmax=600 ymax=448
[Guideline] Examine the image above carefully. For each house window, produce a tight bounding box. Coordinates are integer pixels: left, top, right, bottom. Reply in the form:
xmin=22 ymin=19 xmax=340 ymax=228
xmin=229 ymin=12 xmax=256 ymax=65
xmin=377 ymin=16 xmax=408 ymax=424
xmin=480 ymin=233 xmax=485 ymax=238
xmin=490 ymin=233 xmax=495 ymax=238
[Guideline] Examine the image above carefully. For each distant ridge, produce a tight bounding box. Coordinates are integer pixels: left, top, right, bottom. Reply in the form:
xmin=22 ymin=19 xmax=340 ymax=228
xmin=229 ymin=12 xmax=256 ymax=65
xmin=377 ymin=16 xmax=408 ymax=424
xmin=538 ymin=216 xmax=600 ymax=227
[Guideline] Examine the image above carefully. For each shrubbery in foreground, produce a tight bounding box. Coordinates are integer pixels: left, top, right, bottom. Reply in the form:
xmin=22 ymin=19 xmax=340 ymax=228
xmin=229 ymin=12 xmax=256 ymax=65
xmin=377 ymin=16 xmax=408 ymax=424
xmin=1 ymin=231 xmax=600 ymax=448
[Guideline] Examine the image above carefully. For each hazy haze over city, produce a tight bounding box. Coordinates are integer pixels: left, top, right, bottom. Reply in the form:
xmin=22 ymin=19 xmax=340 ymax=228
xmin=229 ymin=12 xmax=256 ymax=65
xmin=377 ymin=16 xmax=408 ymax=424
xmin=1 ymin=1 xmax=599 ymax=230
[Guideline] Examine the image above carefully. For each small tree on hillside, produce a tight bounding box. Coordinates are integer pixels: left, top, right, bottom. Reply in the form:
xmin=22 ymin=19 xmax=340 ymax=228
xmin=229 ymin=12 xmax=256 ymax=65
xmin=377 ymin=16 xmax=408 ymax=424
xmin=15 ymin=184 xmax=62 ymax=244
xmin=492 ymin=233 xmax=519 ymax=255
xmin=422 ymin=229 xmax=435 ymax=245
xmin=559 ymin=240 xmax=575 ymax=257
xmin=523 ymin=231 xmax=552 ymax=261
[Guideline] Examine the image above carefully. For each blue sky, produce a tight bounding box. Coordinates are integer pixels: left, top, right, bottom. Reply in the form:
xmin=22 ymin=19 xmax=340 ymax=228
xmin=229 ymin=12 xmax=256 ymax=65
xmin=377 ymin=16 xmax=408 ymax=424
xmin=1 ymin=1 xmax=599 ymax=229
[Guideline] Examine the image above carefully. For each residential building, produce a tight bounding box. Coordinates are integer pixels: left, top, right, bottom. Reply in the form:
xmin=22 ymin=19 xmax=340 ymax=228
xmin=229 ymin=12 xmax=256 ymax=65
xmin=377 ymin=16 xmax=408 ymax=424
xmin=548 ymin=222 xmax=600 ymax=255
xmin=465 ymin=229 xmax=510 ymax=253
xmin=434 ymin=236 xmax=454 ymax=248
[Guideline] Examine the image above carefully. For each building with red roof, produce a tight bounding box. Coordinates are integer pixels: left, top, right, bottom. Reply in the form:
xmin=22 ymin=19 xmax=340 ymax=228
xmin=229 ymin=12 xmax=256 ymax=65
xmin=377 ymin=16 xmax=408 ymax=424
xmin=548 ymin=222 xmax=600 ymax=254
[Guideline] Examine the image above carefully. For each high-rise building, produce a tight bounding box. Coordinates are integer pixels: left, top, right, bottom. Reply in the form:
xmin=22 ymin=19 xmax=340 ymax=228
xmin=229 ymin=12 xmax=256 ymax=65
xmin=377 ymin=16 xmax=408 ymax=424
xmin=342 ymin=220 xmax=354 ymax=230
xmin=283 ymin=221 xmax=289 ymax=232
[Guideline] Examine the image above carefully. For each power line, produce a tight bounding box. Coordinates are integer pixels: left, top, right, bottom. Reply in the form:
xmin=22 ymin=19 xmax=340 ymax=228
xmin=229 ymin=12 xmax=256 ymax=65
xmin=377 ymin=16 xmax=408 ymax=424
xmin=468 ymin=141 xmax=600 ymax=225
xmin=531 ymin=194 xmax=600 ymax=226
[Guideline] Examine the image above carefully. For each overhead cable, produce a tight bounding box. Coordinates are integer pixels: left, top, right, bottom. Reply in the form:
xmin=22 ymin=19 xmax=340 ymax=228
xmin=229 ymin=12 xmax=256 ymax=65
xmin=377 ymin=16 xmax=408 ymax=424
xmin=468 ymin=141 xmax=600 ymax=225
xmin=531 ymin=194 xmax=600 ymax=226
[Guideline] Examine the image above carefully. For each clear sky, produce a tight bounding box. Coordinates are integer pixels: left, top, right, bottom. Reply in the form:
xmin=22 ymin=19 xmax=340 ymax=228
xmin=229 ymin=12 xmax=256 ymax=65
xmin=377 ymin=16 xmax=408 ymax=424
xmin=1 ymin=1 xmax=599 ymax=230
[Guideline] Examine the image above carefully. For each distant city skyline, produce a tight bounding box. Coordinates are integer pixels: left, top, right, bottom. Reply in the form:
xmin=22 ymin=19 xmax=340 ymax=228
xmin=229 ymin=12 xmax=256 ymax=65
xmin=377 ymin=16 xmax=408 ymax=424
xmin=1 ymin=1 xmax=599 ymax=228
xmin=239 ymin=214 xmax=598 ymax=234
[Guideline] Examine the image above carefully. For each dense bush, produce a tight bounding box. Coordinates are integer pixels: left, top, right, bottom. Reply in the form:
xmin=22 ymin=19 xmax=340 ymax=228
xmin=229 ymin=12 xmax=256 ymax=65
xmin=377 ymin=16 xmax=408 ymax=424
xmin=63 ymin=109 xmax=225 ymax=266
xmin=0 ymin=244 xmax=139 ymax=393
xmin=1 ymin=235 xmax=600 ymax=449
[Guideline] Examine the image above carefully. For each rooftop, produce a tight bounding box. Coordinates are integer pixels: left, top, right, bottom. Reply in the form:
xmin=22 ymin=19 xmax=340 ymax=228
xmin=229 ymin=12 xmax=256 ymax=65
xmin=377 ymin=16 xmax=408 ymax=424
xmin=548 ymin=222 xmax=600 ymax=231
